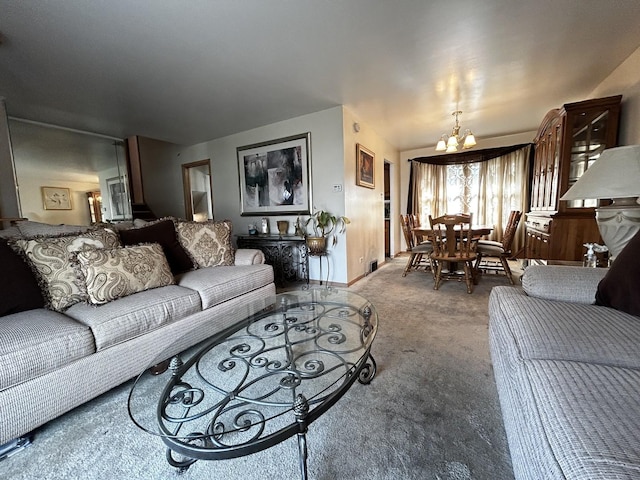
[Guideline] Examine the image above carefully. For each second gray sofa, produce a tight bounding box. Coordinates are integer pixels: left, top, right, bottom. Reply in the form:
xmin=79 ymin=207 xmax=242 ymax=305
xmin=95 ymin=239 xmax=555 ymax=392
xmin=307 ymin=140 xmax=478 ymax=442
xmin=489 ymin=265 xmax=640 ymax=479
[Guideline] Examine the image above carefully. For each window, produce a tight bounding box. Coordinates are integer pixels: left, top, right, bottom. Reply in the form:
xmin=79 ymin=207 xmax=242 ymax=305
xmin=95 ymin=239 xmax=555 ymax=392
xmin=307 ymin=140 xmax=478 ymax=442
xmin=409 ymin=145 xmax=531 ymax=251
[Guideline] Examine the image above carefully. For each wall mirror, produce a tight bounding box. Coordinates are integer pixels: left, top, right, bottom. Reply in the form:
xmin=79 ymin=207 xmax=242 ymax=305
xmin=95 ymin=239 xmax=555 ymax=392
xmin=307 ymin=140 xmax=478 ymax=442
xmin=182 ymin=159 xmax=213 ymax=221
xmin=8 ymin=118 xmax=132 ymax=225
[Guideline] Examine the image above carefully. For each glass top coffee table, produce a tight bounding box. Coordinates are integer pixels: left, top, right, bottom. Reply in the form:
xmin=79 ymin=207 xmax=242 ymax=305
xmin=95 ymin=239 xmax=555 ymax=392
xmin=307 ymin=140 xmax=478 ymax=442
xmin=127 ymin=288 xmax=377 ymax=479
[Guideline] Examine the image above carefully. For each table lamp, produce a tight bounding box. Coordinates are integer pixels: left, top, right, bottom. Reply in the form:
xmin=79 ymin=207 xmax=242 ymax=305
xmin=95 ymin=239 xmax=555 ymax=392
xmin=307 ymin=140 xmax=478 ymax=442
xmin=560 ymin=145 xmax=640 ymax=260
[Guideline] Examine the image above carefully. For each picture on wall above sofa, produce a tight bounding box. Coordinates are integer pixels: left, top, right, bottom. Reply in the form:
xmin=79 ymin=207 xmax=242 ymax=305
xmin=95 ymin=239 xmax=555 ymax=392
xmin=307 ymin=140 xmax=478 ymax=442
xmin=237 ymin=132 xmax=311 ymax=216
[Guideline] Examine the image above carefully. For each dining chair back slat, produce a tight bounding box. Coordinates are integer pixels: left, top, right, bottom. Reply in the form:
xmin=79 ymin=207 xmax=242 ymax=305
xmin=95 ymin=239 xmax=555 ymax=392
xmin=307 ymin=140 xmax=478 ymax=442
xmin=427 ymin=214 xmax=478 ymax=293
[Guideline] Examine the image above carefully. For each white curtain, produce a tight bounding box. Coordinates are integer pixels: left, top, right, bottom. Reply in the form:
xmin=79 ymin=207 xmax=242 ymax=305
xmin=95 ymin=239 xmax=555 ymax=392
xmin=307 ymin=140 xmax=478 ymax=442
xmin=410 ymin=145 xmax=530 ymax=252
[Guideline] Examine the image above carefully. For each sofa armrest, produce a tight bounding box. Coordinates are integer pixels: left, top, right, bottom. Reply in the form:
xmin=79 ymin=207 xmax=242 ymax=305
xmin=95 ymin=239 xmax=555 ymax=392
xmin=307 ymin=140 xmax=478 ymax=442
xmin=234 ymin=248 xmax=265 ymax=265
xmin=521 ymin=265 xmax=608 ymax=304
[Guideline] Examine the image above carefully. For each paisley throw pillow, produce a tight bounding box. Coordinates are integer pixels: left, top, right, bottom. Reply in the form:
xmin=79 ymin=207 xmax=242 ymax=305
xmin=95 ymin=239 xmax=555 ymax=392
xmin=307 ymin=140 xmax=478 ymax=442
xmin=176 ymin=220 xmax=235 ymax=268
xmin=13 ymin=228 xmax=121 ymax=311
xmin=75 ymin=243 xmax=174 ymax=305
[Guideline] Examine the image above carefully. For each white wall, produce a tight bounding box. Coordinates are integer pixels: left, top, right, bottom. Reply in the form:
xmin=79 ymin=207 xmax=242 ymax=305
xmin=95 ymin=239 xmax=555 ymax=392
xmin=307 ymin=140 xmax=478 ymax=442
xmin=177 ymin=107 xmax=352 ymax=284
xmin=590 ymin=45 xmax=640 ymax=145
xmin=342 ymin=108 xmax=400 ymax=278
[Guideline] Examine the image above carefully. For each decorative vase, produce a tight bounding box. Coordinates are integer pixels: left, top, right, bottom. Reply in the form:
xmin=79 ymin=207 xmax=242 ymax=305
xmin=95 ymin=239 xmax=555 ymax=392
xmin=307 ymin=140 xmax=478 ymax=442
xmin=306 ymin=236 xmax=327 ymax=255
xmin=277 ymin=220 xmax=289 ymax=235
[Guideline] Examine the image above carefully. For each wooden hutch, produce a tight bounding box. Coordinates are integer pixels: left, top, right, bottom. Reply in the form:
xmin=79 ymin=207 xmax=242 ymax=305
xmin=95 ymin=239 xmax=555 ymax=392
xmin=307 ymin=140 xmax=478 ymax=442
xmin=525 ymin=95 xmax=622 ymax=261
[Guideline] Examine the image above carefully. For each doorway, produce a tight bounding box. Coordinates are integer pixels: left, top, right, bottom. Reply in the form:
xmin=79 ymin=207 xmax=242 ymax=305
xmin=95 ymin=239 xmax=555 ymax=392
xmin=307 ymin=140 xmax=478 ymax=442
xmin=384 ymin=162 xmax=391 ymax=258
xmin=182 ymin=159 xmax=213 ymax=221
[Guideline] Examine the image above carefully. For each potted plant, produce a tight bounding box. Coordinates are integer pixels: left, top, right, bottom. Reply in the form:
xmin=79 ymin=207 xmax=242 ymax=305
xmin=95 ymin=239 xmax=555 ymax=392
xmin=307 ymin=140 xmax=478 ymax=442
xmin=301 ymin=209 xmax=350 ymax=255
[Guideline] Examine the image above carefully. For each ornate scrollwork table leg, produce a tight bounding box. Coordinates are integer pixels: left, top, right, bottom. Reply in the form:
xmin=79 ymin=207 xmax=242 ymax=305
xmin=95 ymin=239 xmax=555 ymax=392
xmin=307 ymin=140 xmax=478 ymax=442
xmin=294 ymin=394 xmax=310 ymax=480
xmin=358 ymin=353 xmax=377 ymax=385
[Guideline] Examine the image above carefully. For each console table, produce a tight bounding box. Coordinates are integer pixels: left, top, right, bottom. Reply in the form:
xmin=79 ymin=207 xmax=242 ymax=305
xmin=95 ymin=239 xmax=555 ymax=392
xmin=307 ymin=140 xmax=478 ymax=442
xmin=237 ymin=235 xmax=309 ymax=287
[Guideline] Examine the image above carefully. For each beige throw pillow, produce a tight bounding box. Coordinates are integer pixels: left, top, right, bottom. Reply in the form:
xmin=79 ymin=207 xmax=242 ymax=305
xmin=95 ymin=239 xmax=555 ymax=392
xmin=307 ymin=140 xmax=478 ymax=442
xmin=176 ymin=220 xmax=235 ymax=268
xmin=76 ymin=243 xmax=174 ymax=305
xmin=14 ymin=228 xmax=120 ymax=311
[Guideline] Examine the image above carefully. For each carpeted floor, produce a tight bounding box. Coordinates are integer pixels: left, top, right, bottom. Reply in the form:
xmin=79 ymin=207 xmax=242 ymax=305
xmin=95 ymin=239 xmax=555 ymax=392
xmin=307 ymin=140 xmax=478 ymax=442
xmin=0 ymin=257 xmax=517 ymax=480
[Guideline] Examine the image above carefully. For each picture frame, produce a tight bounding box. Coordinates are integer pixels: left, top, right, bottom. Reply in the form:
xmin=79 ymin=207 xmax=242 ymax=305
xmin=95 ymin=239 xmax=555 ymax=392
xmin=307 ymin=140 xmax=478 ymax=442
xmin=106 ymin=176 xmax=128 ymax=220
xmin=356 ymin=143 xmax=375 ymax=189
xmin=41 ymin=186 xmax=72 ymax=210
xmin=237 ymin=132 xmax=312 ymax=216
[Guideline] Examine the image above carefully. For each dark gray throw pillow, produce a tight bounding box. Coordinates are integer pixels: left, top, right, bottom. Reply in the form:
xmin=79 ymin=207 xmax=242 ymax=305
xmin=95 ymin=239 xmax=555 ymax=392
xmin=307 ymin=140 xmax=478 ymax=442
xmin=0 ymin=238 xmax=44 ymax=316
xmin=595 ymin=229 xmax=640 ymax=317
xmin=119 ymin=219 xmax=194 ymax=275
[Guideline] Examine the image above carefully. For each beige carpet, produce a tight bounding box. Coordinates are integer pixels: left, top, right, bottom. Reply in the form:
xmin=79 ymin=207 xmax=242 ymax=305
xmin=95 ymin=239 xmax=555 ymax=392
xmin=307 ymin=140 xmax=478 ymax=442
xmin=0 ymin=257 xmax=515 ymax=480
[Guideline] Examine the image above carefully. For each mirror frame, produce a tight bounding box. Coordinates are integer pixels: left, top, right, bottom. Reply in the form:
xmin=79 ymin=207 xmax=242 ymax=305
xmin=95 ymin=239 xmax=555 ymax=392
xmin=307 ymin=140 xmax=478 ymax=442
xmin=182 ymin=159 xmax=213 ymax=221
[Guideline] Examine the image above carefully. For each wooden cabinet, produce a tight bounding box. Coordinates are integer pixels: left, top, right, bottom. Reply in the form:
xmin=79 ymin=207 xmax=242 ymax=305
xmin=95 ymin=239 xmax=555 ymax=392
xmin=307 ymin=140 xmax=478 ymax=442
xmin=525 ymin=95 xmax=622 ymax=261
xmin=236 ymin=235 xmax=308 ymax=287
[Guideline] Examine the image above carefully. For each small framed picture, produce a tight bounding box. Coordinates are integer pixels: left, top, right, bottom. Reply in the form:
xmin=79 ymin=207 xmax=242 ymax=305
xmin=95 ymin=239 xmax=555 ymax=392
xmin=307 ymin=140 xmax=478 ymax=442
xmin=356 ymin=143 xmax=375 ymax=189
xmin=41 ymin=186 xmax=72 ymax=210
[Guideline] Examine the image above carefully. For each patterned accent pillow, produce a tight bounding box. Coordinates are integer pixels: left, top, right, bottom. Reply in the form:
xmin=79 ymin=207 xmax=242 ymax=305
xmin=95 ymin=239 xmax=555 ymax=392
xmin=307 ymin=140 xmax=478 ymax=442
xmin=176 ymin=220 xmax=235 ymax=268
xmin=13 ymin=228 xmax=120 ymax=311
xmin=75 ymin=243 xmax=174 ymax=305
xmin=119 ymin=218 xmax=194 ymax=274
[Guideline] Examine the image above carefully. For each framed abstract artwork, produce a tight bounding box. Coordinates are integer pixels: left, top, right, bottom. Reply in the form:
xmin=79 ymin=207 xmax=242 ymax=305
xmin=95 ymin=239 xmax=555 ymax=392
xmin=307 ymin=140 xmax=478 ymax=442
xmin=41 ymin=186 xmax=72 ymax=210
xmin=356 ymin=143 xmax=375 ymax=189
xmin=237 ymin=132 xmax=312 ymax=216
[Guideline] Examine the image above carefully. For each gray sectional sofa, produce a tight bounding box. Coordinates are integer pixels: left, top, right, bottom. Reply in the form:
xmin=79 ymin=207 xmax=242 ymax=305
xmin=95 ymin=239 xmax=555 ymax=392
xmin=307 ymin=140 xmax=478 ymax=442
xmin=0 ymin=220 xmax=276 ymax=447
xmin=489 ymin=265 xmax=640 ymax=479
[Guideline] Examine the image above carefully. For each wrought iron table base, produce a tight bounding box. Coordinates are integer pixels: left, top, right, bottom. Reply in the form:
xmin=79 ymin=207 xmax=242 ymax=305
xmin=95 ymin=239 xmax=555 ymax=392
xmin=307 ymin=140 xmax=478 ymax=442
xmin=162 ymin=352 xmax=377 ymax=478
xmin=129 ymin=290 xmax=378 ymax=480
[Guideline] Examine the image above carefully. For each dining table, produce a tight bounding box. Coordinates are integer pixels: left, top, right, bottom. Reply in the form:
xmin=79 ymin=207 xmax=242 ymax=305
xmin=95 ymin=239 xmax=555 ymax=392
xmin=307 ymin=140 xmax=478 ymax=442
xmin=412 ymin=225 xmax=494 ymax=283
xmin=412 ymin=225 xmax=493 ymax=245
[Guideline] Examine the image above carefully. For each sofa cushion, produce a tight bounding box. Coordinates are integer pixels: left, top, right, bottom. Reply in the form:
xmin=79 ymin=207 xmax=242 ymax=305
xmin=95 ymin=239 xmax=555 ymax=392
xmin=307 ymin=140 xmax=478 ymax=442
xmin=119 ymin=219 xmax=194 ymax=274
xmin=525 ymin=359 xmax=640 ymax=478
xmin=16 ymin=220 xmax=90 ymax=237
xmin=75 ymin=243 xmax=175 ymax=305
xmin=65 ymin=285 xmax=202 ymax=351
xmin=522 ymin=265 xmax=607 ymax=304
xmin=13 ymin=228 xmax=121 ymax=311
xmin=0 ymin=309 xmax=95 ymax=390
xmin=176 ymin=220 xmax=235 ymax=268
xmin=595 ymin=229 xmax=640 ymax=317
xmin=489 ymin=286 xmax=640 ymax=369
xmin=0 ymin=238 xmax=44 ymax=316
xmin=0 ymin=225 xmax=21 ymax=239
xmin=176 ymin=264 xmax=274 ymax=310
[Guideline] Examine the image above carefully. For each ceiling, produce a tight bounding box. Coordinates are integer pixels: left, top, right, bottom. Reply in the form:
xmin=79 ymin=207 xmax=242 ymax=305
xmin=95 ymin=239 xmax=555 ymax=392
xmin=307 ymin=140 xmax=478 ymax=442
xmin=2 ymin=0 xmax=640 ymax=151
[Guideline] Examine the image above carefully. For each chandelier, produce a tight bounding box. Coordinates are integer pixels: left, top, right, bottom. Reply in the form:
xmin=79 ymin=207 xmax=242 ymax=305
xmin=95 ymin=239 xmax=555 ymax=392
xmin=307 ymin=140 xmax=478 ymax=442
xmin=435 ymin=110 xmax=477 ymax=153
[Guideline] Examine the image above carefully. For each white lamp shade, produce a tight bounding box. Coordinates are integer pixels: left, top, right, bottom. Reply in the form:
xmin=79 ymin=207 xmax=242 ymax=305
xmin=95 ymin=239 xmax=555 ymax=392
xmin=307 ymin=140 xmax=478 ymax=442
xmin=560 ymin=145 xmax=640 ymax=201
xmin=463 ymin=132 xmax=476 ymax=148
xmin=436 ymin=138 xmax=447 ymax=151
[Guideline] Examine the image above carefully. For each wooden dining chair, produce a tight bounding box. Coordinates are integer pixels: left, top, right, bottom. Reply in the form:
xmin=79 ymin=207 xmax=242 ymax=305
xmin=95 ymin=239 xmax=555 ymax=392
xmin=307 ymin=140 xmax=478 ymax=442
xmin=474 ymin=210 xmax=522 ymax=284
xmin=400 ymin=214 xmax=432 ymax=276
xmin=427 ymin=214 xmax=478 ymax=293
